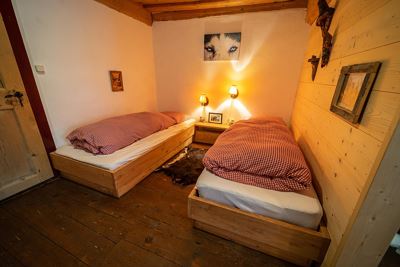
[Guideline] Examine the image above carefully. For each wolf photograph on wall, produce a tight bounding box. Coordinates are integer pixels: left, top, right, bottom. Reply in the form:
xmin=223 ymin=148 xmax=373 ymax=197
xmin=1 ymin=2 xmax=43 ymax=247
xmin=204 ymin=32 xmax=241 ymax=61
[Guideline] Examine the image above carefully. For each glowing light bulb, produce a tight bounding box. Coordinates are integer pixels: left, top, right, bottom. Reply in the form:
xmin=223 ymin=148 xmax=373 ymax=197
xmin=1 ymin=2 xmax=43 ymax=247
xmin=199 ymin=94 xmax=209 ymax=106
xmin=229 ymin=85 xmax=239 ymax=99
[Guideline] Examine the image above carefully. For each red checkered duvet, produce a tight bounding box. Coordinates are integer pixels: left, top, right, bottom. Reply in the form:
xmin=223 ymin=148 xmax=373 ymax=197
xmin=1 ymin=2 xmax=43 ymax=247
xmin=203 ymin=117 xmax=312 ymax=192
xmin=67 ymin=112 xmax=178 ymax=155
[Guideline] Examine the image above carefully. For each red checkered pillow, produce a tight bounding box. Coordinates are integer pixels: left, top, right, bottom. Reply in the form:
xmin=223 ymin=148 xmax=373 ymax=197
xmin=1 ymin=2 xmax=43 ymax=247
xmin=161 ymin=111 xmax=185 ymax=123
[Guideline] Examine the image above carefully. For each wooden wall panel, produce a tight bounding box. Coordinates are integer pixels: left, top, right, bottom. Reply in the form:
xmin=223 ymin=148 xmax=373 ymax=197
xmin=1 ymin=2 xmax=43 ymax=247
xmin=301 ymin=43 xmax=400 ymax=95
xmin=329 ymin=0 xmax=400 ymax=60
xmin=335 ymin=119 xmax=400 ymax=266
xmin=333 ymin=0 xmax=391 ymax=33
xmin=291 ymin=0 xmax=400 ymax=265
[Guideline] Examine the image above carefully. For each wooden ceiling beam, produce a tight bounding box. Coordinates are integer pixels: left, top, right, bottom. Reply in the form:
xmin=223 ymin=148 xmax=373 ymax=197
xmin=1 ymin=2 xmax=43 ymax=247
xmin=146 ymin=0 xmax=290 ymax=13
xmin=94 ymin=0 xmax=153 ymax=25
xmin=133 ymin=0 xmax=198 ymax=4
xmin=152 ymin=0 xmax=307 ymax=21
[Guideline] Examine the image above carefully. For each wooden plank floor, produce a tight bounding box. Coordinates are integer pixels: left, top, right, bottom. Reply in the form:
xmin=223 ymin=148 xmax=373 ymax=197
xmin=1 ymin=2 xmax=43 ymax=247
xmin=0 ymin=172 xmax=297 ymax=267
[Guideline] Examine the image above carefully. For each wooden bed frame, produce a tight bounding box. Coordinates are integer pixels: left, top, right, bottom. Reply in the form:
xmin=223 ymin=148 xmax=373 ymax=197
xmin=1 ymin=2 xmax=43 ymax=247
xmin=188 ymin=188 xmax=331 ymax=267
xmin=50 ymin=126 xmax=194 ymax=198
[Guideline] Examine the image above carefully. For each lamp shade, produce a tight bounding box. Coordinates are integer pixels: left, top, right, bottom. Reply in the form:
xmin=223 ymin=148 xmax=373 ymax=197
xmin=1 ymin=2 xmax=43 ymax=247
xmin=229 ymin=85 xmax=239 ymax=98
xmin=199 ymin=94 xmax=209 ymax=106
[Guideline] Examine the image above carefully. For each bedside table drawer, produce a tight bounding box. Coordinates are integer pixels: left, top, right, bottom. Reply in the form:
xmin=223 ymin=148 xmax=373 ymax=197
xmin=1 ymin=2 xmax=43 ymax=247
xmin=194 ymin=122 xmax=229 ymax=145
xmin=194 ymin=130 xmax=221 ymax=144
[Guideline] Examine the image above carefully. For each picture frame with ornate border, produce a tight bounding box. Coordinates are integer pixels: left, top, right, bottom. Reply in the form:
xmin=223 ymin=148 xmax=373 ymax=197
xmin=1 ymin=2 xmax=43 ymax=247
xmin=330 ymin=62 xmax=381 ymax=124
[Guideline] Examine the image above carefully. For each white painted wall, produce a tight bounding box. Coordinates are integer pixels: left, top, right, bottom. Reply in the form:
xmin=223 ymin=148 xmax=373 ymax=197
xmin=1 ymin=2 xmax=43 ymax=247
xmin=10 ymin=1 xmax=309 ymax=146
xmin=152 ymin=9 xmax=310 ymax=124
xmin=12 ymin=0 xmax=158 ymax=147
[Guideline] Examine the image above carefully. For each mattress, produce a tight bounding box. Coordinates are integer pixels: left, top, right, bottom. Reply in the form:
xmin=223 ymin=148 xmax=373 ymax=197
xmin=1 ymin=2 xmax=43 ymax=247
xmin=196 ymin=169 xmax=323 ymax=229
xmin=55 ymin=119 xmax=195 ymax=170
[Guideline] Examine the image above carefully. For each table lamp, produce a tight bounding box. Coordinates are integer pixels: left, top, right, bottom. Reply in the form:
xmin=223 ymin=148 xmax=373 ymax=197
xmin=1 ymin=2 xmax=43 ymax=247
xmin=228 ymin=85 xmax=239 ymax=125
xmin=199 ymin=94 xmax=209 ymax=122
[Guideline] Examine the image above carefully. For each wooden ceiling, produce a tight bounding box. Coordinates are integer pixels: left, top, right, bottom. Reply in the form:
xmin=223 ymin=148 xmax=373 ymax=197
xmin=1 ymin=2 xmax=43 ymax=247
xmin=94 ymin=0 xmax=308 ymax=26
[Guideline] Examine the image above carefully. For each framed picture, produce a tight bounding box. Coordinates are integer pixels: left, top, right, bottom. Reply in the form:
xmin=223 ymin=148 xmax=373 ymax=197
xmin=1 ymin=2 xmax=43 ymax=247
xmin=208 ymin=112 xmax=223 ymax=124
xmin=330 ymin=62 xmax=381 ymax=124
xmin=204 ymin=32 xmax=241 ymax=61
xmin=109 ymin=71 xmax=123 ymax=92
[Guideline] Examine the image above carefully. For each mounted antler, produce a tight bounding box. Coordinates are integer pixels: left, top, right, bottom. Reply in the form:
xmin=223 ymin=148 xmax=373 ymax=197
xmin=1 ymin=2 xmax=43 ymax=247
xmin=316 ymin=0 xmax=335 ymax=68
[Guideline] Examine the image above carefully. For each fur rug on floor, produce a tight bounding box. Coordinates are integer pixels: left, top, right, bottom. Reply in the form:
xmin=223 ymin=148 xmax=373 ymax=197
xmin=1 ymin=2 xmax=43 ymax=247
xmin=160 ymin=146 xmax=207 ymax=185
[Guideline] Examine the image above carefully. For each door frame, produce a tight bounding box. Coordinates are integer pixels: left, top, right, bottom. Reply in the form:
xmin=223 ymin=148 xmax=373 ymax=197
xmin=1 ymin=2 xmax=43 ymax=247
xmin=0 ymin=0 xmax=55 ymax=154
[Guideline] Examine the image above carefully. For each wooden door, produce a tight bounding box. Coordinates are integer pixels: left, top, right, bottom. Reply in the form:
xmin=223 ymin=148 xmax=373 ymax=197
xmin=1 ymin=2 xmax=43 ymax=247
xmin=0 ymin=13 xmax=53 ymax=200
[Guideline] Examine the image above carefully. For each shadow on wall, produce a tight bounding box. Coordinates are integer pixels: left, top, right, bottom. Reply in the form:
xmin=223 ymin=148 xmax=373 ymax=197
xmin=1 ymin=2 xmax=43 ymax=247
xmin=202 ymin=15 xmax=276 ymax=82
xmin=154 ymin=10 xmax=310 ymax=124
xmin=191 ymin=17 xmax=277 ymax=124
xmin=230 ymin=18 xmax=274 ymax=74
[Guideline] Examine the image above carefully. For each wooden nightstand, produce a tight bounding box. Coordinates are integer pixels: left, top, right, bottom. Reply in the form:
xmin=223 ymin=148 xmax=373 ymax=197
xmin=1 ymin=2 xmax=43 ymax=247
xmin=193 ymin=122 xmax=230 ymax=145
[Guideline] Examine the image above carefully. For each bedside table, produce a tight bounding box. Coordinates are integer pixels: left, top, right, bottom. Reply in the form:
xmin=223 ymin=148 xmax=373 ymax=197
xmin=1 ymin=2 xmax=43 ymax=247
xmin=193 ymin=122 xmax=230 ymax=145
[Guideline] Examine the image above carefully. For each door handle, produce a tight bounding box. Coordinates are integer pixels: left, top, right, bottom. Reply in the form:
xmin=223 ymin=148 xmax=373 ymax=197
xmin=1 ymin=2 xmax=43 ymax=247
xmin=4 ymin=90 xmax=24 ymax=107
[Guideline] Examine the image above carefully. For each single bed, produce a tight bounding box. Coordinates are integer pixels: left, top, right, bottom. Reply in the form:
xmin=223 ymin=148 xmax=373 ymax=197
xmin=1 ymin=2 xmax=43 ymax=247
xmin=188 ymin=186 xmax=330 ymax=267
xmin=196 ymin=168 xmax=323 ymax=229
xmin=50 ymin=119 xmax=195 ymax=197
xmin=188 ymin=117 xmax=330 ymax=266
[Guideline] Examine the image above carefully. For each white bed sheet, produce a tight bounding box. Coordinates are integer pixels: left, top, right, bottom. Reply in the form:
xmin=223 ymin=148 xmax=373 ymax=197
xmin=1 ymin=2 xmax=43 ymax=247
xmin=55 ymin=119 xmax=195 ymax=170
xmin=196 ymin=169 xmax=323 ymax=229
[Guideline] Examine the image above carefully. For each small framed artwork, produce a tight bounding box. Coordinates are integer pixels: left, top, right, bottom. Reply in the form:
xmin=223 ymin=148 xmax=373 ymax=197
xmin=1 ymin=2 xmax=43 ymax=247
xmin=330 ymin=62 xmax=381 ymax=124
xmin=109 ymin=71 xmax=123 ymax=92
xmin=208 ymin=112 xmax=223 ymax=124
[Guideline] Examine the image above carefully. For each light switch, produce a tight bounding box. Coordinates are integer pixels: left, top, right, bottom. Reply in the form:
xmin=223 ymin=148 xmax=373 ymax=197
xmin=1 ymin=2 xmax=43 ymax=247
xmin=35 ymin=65 xmax=45 ymax=74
